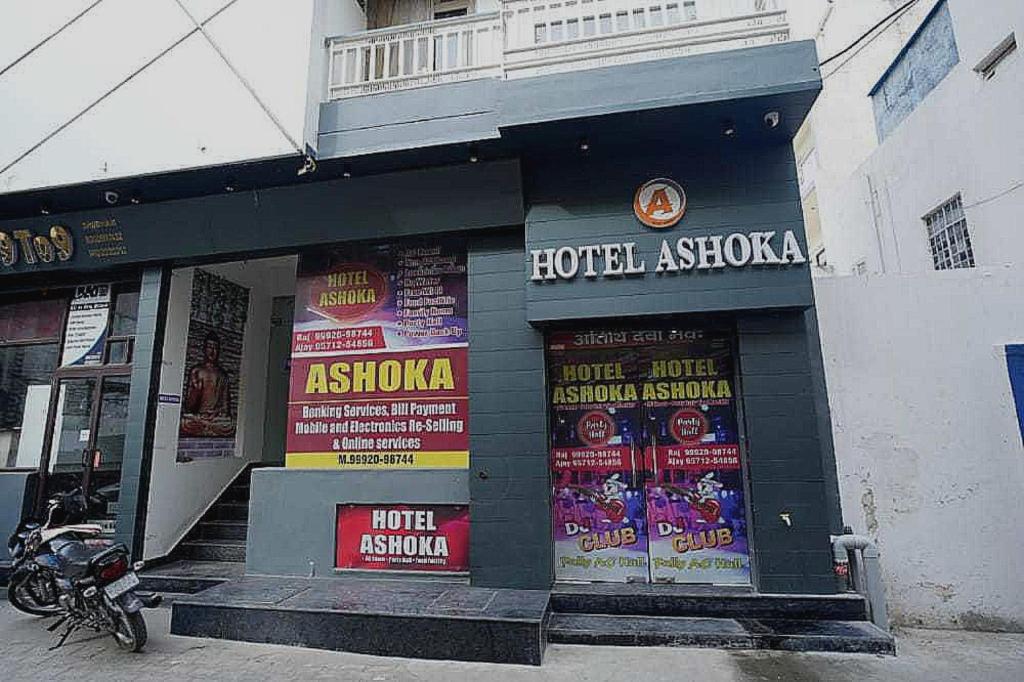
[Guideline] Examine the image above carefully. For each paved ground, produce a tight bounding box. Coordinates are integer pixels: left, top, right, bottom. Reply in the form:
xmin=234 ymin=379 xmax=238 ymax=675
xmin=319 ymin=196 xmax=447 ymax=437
xmin=1 ymin=603 xmax=1022 ymax=681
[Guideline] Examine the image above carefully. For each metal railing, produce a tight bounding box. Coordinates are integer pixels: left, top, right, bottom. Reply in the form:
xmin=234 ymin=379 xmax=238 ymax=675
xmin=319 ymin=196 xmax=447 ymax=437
xmin=326 ymin=0 xmax=787 ymax=99
xmin=327 ymin=12 xmax=503 ymax=99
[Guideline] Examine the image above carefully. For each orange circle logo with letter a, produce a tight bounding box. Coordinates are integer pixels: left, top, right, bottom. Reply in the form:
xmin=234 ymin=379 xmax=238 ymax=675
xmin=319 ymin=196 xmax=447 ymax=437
xmin=634 ymin=178 xmax=687 ymax=229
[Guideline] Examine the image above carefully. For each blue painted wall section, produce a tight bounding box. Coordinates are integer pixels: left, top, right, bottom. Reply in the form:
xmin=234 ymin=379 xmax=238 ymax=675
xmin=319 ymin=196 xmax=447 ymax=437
xmin=115 ymin=266 xmax=171 ymax=557
xmin=247 ymin=469 xmax=469 ymax=578
xmin=871 ymin=0 xmax=959 ymax=141
xmin=737 ymin=311 xmax=841 ymax=594
xmin=316 ymin=41 xmax=821 ymax=159
xmin=524 ymin=144 xmax=813 ymax=322
xmin=468 ymin=231 xmax=552 ymax=589
xmin=0 ymin=471 xmax=38 ymax=541
xmin=1007 ymin=345 xmax=1024 ymax=445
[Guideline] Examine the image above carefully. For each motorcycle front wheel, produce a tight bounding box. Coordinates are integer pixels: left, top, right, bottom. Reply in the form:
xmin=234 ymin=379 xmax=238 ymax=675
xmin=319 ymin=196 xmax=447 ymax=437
xmin=7 ymin=574 xmax=61 ymax=617
xmin=108 ymin=601 xmax=147 ymax=652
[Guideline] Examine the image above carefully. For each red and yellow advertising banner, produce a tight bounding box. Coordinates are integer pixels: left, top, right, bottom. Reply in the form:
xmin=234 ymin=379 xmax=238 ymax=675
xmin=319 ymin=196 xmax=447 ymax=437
xmin=286 ymin=243 xmax=469 ymax=469
xmin=335 ymin=504 xmax=470 ymax=572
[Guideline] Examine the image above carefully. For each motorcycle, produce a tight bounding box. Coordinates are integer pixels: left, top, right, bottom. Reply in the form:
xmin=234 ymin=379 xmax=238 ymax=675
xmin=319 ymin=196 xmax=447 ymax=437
xmin=7 ymin=489 xmax=162 ymax=652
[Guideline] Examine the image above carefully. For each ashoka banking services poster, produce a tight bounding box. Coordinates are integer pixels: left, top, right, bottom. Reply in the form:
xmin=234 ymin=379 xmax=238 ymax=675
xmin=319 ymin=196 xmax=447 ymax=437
xmin=286 ymin=242 xmax=469 ymax=469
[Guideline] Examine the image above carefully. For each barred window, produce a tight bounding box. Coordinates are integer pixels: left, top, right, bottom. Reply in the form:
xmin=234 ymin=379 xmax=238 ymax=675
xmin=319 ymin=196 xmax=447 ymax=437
xmin=924 ymin=194 xmax=974 ymax=270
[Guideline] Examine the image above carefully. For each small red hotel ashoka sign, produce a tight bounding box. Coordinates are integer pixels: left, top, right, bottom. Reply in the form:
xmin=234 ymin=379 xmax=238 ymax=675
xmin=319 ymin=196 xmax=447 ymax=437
xmin=335 ymin=503 xmax=470 ymax=573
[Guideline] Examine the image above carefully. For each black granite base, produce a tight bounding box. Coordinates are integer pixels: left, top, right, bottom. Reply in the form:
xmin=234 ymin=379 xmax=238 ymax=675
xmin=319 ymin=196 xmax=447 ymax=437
xmin=551 ymin=582 xmax=869 ymax=621
xmin=548 ymin=613 xmax=895 ymax=655
xmin=170 ymin=576 xmax=549 ymax=665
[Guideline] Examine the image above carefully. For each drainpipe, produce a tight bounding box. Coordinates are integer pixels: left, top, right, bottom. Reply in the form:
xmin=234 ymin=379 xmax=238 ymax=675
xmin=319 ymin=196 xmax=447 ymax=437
xmin=831 ymin=533 xmax=889 ymax=630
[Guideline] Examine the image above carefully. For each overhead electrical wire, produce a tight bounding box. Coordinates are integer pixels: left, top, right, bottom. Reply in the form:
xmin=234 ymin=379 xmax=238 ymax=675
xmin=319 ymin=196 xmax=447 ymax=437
xmin=819 ymin=0 xmax=921 ymax=68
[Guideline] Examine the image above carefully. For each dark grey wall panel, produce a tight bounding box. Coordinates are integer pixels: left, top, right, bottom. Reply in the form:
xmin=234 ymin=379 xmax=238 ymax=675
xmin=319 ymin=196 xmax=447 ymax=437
xmin=247 ymin=469 xmax=469 ymax=578
xmin=0 ymin=161 xmax=523 ymax=277
xmin=0 ymin=472 xmax=37 ymax=538
xmin=737 ymin=311 xmax=838 ymax=595
xmin=524 ymin=144 xmax=813 ymax=321
xmin=468 ymin=231 xmax=551 ymax=589
xmin=318 ymin=79 xmax=501 ymax=158
xmin=115 ymin=266 xmax=170 ymax=558
xmin=500 ymin=41 xmax=821 ymax=127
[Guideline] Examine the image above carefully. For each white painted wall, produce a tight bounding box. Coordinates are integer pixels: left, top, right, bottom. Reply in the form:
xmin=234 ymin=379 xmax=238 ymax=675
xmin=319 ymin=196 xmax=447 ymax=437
xmin=143 ymin=256 xmax=296 ymax=560
xmin=0 ymin=0 xmax=325 ymax=194
xmin=819 ymin=0 xmax=1024 ymax=275
xmin=816 ymin=270 xmax=1024 ymax=630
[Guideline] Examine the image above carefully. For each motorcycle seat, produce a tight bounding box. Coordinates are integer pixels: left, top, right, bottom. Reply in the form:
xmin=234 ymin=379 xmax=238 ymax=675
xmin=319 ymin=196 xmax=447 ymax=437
xmin=51 ymin=540 xmax=103 ymax=579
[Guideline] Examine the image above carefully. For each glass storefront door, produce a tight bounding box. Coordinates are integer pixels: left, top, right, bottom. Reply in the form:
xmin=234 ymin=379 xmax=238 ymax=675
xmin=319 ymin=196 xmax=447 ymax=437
xmin=45 ymin=372 xmax=131 ymax=526
xmin=548 ymin=327 xmax=752 ymax=585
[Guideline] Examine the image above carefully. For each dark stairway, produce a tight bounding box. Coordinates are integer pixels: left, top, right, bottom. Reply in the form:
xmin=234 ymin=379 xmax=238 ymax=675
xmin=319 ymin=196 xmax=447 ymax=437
xmin=139 ymin=467 xmax=254 ymax=599
xmin=546 ymin=583 xmax=896 ymax=654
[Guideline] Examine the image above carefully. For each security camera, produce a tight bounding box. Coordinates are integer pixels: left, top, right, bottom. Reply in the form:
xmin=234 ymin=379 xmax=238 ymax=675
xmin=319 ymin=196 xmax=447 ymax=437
xmin=104 ymin=190 xmax=120 ymax=205
xmin=763 ymin=111 xmax=781 ymax=129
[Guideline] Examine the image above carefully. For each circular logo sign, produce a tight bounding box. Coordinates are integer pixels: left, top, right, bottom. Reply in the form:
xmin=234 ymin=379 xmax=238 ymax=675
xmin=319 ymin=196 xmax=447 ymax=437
xmin=633 ymin=178 xmax=687 ymax=229
xmin=308 ymin=263 xmax=388 ymax=323
xmin=578 ymin=410 xmax=616 ymax=447
xmin=669 ymin=408 xmax=708 ymax=444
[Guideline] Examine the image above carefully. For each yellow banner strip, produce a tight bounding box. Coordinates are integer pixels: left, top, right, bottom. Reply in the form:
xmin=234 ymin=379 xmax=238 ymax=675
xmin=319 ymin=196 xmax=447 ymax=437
xmin=286 ymin=451 xmax=469 ymax=470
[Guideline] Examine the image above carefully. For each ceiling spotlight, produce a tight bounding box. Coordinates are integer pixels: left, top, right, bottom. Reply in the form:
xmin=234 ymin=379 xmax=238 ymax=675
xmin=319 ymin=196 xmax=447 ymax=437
xmin=342 ymin=164 xmax=352 ymax=179
xmin=129 ymin=192 xmax=142 ymax=205
xmin=224 ymin=178 xmax=236 ymax=192
xmin=297 ymin=154 xmax=317 ymax=176
xmin=468 ymin=145 xmax=479 ymax=163
xmin=764 ymin=111 xmax=781 ymax=129
xmin=722 ymin=120 xmax=737 ymax=137
xmin=39 ymin=203 xmax=51 ymax=216
xmin=578 ymin=137 xmax=590 ymax=152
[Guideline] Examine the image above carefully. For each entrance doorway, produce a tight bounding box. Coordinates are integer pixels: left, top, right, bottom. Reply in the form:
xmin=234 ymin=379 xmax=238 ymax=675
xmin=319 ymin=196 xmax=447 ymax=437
xmin=44 ymin=372 xmax=131 ymax=528
xmin=548 ymin=327 xmax=751 ymax=585
xmin=36 ymin=282 xmax=140 ymax=534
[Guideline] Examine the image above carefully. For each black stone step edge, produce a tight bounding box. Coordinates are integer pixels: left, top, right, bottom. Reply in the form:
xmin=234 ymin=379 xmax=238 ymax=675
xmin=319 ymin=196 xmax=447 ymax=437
xmin=548 ymin=591 xmax=869 ymax=621
xmin=138 ymin=572 xmax=234 ymax=595
xmin=547 ymin=613 xmax=895 ymax=655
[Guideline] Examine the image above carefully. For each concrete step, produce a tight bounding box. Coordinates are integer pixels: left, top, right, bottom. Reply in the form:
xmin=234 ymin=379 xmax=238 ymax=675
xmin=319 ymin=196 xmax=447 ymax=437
xmin=197 ymin=520 xmax=248 ymax=541
xmin=207 ymin=502 xmax=249 ymax=522
xmin=547 ymin=613 xmax=895 ymax=655
xmin=138 ymin=559 xmax=245 ymax=595
xmin=550 ymin=583 xmax=869 ymax=621
xmin=178 ymin=540 xmax=246 ymax=562
xmin=222 ymin=483 xmax=251 ymax=503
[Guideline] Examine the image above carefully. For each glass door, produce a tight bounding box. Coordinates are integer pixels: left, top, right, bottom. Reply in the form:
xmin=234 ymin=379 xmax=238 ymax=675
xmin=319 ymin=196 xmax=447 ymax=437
xmin=44 ymin=372 xmax=131 ymax=530
xmin=548 ymin=327 xmax=753 ymax=585
xmin=548 ymin=333 xmax=650 ymax=583
xmin=639 ymin=336 xmax=751 ymax=585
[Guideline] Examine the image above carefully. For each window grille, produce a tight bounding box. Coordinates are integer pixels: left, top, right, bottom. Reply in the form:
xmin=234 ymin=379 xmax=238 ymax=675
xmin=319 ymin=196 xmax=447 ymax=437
xmin=924 ymin=194 xmax=974 ymax=270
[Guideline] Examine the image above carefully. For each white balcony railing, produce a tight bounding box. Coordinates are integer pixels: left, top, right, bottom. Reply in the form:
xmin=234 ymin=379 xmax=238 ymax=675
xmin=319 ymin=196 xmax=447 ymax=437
xmin=327 ymin=0 xmax=787 ymax=99
xmin=328 ymin=12 xmax=503 ymax=99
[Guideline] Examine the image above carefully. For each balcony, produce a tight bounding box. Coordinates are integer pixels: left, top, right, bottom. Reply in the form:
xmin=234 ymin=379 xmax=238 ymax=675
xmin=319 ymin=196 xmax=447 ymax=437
xmin=327 ymin=0 xmax=789 ymax=99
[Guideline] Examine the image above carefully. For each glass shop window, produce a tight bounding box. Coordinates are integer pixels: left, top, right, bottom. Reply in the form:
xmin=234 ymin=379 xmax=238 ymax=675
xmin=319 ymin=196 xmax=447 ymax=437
xmin=105 ymin=285 xmax=140 ymax=365
xmin=0 ymin=297 xmax=66 ymax=469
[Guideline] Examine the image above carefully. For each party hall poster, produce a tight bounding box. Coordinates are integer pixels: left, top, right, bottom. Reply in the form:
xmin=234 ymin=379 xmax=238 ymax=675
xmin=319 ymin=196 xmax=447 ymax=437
xmin=287 ymin=243 xmax=469 ymax=469
xmin=547 ymin=329 xmax=750 ymax=584
xmin=548 ymin=334 xmax=649 ymax=583
xmin=177 ymin=270 xmax=249 ymax=462
xmin=642 ymin=334 xmax=750 ymax=585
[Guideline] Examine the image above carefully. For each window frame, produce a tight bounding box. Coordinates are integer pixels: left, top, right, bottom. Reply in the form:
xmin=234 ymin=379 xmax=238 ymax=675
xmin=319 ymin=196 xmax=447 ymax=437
xmin=922 ymin=193 xmax=975 ymax=271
